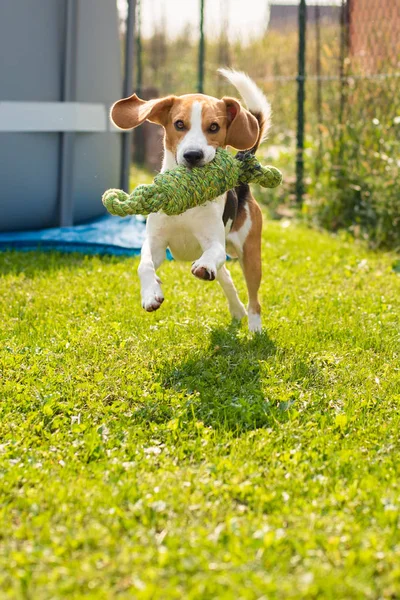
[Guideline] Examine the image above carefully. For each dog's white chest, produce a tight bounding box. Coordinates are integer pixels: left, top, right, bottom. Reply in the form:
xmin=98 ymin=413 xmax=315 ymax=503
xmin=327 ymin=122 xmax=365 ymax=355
xmin=168 ymin=229 xmax=202 ymax=261
xmin=149 ymin=196 xmax=226 ymax=262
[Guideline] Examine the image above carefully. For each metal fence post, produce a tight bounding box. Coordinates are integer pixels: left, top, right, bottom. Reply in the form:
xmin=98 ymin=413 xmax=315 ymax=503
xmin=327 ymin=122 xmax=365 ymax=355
xmin=198 ymin=0 xmax=205 ymax=93
xmin=136 ymin=0 xmax=143 ymax=96
xmin=59 ymin=0 xmax=78 ymax=227
xmin=121 ymin=0 xmax=136 ymax=192
xmin=296 ymin=0 xmax=307 ymax=205
xmin=134 ymin=0 xmax=145 ymax=166
xmin=338 ymin=0 xmax=350 ymax=170
xmin=315 ymin=2 xmax=322 ymax=177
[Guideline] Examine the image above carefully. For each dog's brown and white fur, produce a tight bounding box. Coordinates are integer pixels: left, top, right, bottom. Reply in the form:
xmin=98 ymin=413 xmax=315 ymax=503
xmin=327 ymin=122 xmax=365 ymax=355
xmin=111 ymin=69 xmax=271 ymax=332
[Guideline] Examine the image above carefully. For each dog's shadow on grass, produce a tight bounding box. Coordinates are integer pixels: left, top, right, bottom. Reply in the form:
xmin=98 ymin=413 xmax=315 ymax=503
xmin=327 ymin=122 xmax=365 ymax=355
xmin=159 ymin=321 xmax=280 ymax=432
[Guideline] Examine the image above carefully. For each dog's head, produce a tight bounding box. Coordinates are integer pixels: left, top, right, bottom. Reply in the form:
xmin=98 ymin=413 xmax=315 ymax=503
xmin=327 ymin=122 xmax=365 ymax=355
xmin=111 ymin=92 xmax=259 ymax=168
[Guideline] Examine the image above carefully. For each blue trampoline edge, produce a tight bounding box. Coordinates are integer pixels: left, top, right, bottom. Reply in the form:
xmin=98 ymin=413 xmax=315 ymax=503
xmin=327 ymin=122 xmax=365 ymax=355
xmin=0 ymin=215 xmax=146 ymax=257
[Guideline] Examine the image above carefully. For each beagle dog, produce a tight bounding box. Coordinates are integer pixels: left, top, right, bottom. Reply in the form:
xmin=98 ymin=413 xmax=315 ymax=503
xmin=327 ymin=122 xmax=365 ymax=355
xmin=111 ymin=69 xmax=271 ymax=332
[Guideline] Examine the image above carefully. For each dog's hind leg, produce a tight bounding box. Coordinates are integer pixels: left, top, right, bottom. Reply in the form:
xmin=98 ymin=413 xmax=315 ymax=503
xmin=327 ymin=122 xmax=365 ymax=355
xmin=216 ymin=265 xmax=247 ymax=321
xmin=239 ymin=201 xmax=263 ymax=332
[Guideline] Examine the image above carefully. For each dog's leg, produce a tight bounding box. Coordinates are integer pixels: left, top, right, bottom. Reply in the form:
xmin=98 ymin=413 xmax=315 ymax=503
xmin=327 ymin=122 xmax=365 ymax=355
xmin=138 ymin=238 xmax=166 ymax=312
xmin=138 ymin=219 xmax=167 ymax=312
xmin=191 ymin=217 xmax=226 ymax=281
xmin=216 ymin=265 xmax=247 ymax=321
xmin=240 ymin=203 xmax=263 ymax=333
xmin=191 ymin=242 xmax=226 ymax=281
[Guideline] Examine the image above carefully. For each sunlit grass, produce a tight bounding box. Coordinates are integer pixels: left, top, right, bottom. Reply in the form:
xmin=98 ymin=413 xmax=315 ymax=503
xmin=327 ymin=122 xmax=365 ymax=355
xmin=1 ymin=219 xmax=399 ymax=598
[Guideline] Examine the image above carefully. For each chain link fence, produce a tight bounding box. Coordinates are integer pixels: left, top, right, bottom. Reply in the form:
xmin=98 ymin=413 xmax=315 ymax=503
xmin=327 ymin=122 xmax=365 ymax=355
xmin=303 ymin=0 xmax=400 ymax=248
xmin=117 ymin=0 xmax=400 ymax=248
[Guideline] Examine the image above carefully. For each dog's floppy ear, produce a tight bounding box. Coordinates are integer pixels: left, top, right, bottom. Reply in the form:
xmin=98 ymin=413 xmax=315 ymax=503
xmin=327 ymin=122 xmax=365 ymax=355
xmin=223 ymin=97 xmax=259 ymax=150
xmin=111 ymin=94 xmax=176 ymax=129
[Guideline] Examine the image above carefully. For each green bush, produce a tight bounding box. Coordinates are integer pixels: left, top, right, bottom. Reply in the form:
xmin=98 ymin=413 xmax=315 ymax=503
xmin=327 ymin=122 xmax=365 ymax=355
xmin=305 ymin=76 xmax=400 ymax=249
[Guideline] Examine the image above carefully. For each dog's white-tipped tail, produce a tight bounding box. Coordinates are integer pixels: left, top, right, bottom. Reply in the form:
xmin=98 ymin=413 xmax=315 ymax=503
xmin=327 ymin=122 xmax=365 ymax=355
xmin=218 ymin=68 xmax=271 ymax=149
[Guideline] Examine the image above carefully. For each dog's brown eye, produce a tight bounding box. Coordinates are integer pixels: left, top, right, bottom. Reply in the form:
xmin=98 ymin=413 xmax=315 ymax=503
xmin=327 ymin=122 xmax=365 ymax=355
xmin=174 ymin=120 xmax=185 ymax=130
xmin=209 ymin=123 xmax=220 ymax=133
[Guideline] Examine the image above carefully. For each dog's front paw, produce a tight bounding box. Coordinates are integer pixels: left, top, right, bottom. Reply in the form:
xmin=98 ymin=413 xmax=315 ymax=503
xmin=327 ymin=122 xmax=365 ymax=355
xmin=191 ymin=260 xmax=216 ymax=281
xmin=141 ymin=281 xmax=164 ymax=312
xmin=142 ymin=293 xmax=164 ymax=312
xmin=248 ymin=311 xmax=262 ymax=333
xmin=230 ymin=302 xmax=247 ymax=321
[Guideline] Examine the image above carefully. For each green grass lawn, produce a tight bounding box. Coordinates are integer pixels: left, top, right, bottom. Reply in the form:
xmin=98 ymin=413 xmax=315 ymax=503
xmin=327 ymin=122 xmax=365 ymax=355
xmin=1 ymin=220 xmax=399 ymax=599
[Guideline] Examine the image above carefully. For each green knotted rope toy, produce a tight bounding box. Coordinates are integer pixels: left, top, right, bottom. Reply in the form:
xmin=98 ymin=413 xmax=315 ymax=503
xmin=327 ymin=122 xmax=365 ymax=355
xmin=102 ymin=148 xmax=282 ymax=217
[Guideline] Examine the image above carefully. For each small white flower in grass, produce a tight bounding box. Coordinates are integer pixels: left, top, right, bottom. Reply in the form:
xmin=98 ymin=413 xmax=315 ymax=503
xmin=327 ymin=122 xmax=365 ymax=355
xmin=71 ymin=414 xmax=81 ymax=425
xmin=59 ymin=459 xmax=66 ymax=467
xmin=253 ymin=525 xmax=271 ymax=539
xmin=132 ymin=578 xmax=146 ymax=591
xmin=282 ymin=491 xmax=290 ymax=502
xmin=122 ymin=461 xmax=136 ymax=470
xmin=275 ymin=528 xmax=286 ymax=540
xmin=313 ymin=474 xmax=327 ymax=484
xmin=301 ymin=572 xmax=314 ymax=585
xmin=382 ymin=498 xmax=398 ymax=511
xmin=384 ymin=504 xmax=398 ymax=512
xmin=394 ymin=116 xmax=400 ymax=125
xmin=144 ymin=446 xmax=162 ymax=455
xmin=99 ymin=424 xmax=110 ymax=442
xmin=150 ymin=500 xmax=167 ymax=513
xmin=375 ymin=377 xmax=380 ymax=385
xmin=372 ymin=118 xmax=380 ymax=125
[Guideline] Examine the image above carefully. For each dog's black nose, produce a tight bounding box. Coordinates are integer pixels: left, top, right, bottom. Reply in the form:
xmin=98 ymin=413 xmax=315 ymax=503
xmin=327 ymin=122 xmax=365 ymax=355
xmin=183 ymin=150 xmax=204 ymax=166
